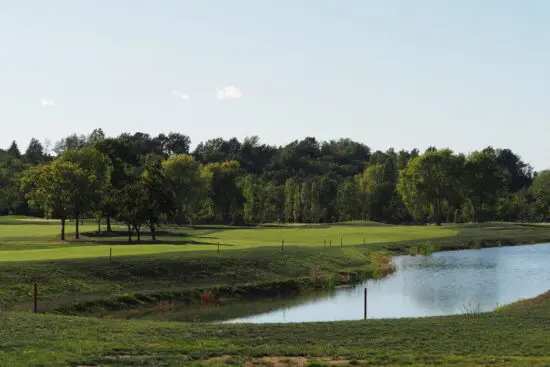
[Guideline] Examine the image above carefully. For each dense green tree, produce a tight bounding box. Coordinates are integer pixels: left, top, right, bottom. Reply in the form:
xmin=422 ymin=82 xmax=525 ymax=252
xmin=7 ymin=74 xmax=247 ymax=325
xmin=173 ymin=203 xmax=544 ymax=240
xmin=24 ymin=138 xmax=47 ymax=165
xmin=88 ymin=128 xmax=106 ymax=145
xmin=54 ymin=133 xmax=88 ymax=154
xmin=240 ymin=175 xmax=262 ymax=224
xmin=398 ymin=149 xmax=463 ymax=225
xmin=463 ymin=148 xmax=505 ymax=222
xmin=300 ymin=181 xmax=312 ymax=223
xmin=116 ymin=180 xmax=148 ymax=241
xmin=7 ymin=141 xmax=21 ymax=159
xmin=21 ymin=161 xmax=84 ymax=240
xmin=284 ymin=179 xmax=297 ymax=222
xmin=336 ymin=178 xmax=360 ymax=221
xmin=162 ymin=154 xmax=209 ymax=224
xmin=57 ymin=148 xmax=112 ymax=238
xmin=204 ymin=160 xmax=244 ymax=224
xmin=531 ymin=170 xmax=550 ymax=221
xmin=310 ymin=180 xmax=321 ymax=223
xmin=156 ymin=132 xmax=191 ymax=156
xmin=141 ymin=156 xmax=175 ymax=240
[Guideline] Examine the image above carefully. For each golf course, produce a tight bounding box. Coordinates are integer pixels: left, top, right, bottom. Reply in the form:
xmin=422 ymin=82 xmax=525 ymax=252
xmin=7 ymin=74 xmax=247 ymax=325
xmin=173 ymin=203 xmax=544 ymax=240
xmin=1 ymin=217 xmax=550 ymax=366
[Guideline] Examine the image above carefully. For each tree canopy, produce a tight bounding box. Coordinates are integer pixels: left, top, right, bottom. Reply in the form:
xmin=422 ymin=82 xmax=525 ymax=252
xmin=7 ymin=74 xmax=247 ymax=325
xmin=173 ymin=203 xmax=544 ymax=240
xmin=3 ymin=130 xmax=546 ymax=241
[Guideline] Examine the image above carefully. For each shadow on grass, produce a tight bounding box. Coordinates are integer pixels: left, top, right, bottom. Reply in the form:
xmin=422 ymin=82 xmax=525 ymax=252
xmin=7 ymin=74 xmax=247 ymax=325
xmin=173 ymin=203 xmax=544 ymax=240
xmin=80 ymin=233 xmax=238 ymax=246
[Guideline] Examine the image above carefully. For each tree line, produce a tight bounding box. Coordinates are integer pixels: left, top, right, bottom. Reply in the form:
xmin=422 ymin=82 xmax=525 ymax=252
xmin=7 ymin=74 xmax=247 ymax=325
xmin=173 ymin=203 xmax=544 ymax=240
xmin=1 ymin=129 xmax=549 ymax=240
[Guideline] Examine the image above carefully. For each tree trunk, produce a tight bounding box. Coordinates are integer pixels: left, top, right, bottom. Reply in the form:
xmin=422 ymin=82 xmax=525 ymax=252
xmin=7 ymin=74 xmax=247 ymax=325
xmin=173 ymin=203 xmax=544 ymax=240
xmin=135 ymin=225 xmax=141 ymax=242
xmin=61 ymin=217 xmax=66 ymax=241
xmin=150 ymin=222 xmax=156 ymax=241
xmin=127 ymin=224 xmax=132 ymax=242
xmin=106 ymin=216 xmax=112 ymax=232
xmin=75 ymin=214 xmax=80 ymax=239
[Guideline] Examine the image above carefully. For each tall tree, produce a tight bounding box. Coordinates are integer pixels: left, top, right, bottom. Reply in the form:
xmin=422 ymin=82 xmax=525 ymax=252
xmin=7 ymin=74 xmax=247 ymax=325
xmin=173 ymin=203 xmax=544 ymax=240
xmin=204 ymin=160 xmax=244 ymax=224
xmin=336 ymin=178 xmax=360 ymax=221
xmin=284 ymin=179 xmax=297 ymax=222
xmin=54 ymin=133 xmax=88 ymax=154
xmin=24 ymin=138 xmax=46 ymax=164
xmin=21 ymin=161 xmax=83 ymax=240
xmin=398 ymin=149 xmax=463 ymax=225
xmin=141 ymin=155 xmax=175 ymax=240
xmin=300 ymin=181 xmax=311 ymax=223
xmin=58 ymin=148 xmax=112 ymax=238
xmin=162 ymin=154 xmax=209 ymax=224
xmin=531 ymin=170 xmax=550 ymax=222
xmin=7 ymin=141 xmax=21 ymax=159
xmin=240 ymin=175 xmax=263 ymax=224
xmin=463 ymin=148 xmax=505 ymax=222
xmin=310 ymin=180 xmax=321 ymax=223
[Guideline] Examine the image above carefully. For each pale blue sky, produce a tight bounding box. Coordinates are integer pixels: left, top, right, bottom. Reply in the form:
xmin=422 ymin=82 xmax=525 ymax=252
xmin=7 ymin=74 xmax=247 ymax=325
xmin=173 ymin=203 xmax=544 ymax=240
xmin=1 ymin=1 xmax=549 ymax=169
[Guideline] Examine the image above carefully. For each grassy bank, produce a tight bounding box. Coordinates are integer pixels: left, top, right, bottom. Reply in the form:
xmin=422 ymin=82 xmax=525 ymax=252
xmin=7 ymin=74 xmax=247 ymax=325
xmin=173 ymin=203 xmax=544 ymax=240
xmin=1 ymin=291 xmax=549 ymax=366
xmin=1 ymin=220 xmax=550 ymax=314
xmin=0 ymin=247 xmax=373 ymax=312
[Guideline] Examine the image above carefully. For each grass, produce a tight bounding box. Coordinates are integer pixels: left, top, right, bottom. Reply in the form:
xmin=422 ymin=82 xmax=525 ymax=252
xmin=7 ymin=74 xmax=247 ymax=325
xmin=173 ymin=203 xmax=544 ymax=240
xmin=3 ymin=219 xmax=550 ymax=262
xmin=1 ymin=217 xmax=550 ymax=365
xmin=1 ymin=291 xmax=549 ymax=366
xmin=0 ymin=246 xmax=372 ymax=312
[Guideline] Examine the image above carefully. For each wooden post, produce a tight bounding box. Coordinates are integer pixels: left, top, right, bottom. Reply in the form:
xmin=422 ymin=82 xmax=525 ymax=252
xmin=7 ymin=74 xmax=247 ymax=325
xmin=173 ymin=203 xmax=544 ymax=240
xmin=109 ymin=247 xmax=112 ymax=261
xmin=33 ymin=283 xmax=38 ymax=313
xmin=218 ymin=241 xmax=220 ymax=253
xmin=364 ymin=287 xmax=367 ymax=320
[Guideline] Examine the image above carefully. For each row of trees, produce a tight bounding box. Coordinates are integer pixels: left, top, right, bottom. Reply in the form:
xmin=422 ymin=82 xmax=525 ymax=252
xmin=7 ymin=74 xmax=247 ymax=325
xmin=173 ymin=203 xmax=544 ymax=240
xmin=1 ymin=129 xmax=549 ymax=241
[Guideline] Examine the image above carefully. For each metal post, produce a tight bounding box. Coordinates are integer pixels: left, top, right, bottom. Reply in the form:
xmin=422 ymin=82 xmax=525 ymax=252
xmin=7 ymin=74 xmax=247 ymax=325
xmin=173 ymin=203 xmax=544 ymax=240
xmin=33 ymin=283 xmax=38 ymax=313
xmin=364 ymin=287 xmax=367 ymax=320
xmin=109 ymin=247 xmax=112 ymax=261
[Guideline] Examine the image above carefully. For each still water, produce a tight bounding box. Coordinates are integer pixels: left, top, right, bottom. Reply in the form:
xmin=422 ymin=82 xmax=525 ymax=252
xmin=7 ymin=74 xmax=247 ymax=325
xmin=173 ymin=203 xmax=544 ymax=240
xmin=221 ymin=243 xmax=550 ymax=323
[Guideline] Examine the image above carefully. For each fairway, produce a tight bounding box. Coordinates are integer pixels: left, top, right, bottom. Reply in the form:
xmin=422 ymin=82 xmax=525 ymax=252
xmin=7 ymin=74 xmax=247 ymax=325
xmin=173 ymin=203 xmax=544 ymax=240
xmin=0 ymin=220 xmax=458 ymax=262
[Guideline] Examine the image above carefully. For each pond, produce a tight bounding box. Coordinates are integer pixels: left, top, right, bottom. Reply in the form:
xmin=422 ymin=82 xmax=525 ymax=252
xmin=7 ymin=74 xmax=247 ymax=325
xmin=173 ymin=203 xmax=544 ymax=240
xmin=131 ymin=243 xmax=550 ymax=323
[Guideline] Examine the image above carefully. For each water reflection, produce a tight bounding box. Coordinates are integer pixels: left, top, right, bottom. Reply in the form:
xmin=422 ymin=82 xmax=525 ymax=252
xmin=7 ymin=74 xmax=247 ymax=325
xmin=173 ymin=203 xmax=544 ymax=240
xmin=222 ymin=243 xmax=550 ymax=323
xmin=128 ymin=243 xmax=550 ymax=323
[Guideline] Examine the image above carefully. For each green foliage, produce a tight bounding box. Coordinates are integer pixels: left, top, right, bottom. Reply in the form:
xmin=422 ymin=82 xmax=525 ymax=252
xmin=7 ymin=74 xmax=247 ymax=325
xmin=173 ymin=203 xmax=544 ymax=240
xmin=398 ymin=149 xmax=464 ymax=225
xmin=532 ymin=170 xmax=550 ymax=221
xmin=463 ymin=148 xmax=505 ymax=222
xmin=203 ymin=160 xmax=245 ymax=224
xmin=0 ymin=132 xmax=542 ymax=227
xmin=162 ymin=154 xmax=209 ymax=224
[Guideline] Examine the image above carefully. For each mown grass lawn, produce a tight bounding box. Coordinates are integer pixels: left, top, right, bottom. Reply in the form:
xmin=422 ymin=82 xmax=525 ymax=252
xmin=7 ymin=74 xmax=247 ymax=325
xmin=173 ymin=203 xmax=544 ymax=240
xmin=1 ymin=292 xmax=549 ymax=366
xmin=1 ymin=217 xmax=550 ymax=366
xmin=0 ymin=218 xmax=458 ymax=261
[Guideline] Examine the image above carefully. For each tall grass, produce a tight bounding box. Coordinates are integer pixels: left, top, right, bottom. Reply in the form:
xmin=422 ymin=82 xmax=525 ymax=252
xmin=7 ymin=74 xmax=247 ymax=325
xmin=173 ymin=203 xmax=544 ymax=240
xmin=368 ymin=251 xmax=396 ymax=278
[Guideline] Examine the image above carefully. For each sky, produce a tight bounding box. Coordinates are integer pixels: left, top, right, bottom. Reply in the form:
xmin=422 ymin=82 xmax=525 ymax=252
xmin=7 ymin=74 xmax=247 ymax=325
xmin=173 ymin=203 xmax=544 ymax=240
xmin=1 ymin=1 xmax=549 ymax=169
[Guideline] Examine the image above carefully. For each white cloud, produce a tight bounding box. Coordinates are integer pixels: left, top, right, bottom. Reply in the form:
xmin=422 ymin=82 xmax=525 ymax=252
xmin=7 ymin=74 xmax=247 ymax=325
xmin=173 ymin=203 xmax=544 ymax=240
xmin=172 ymin=90 xmax=190 ymax=101
xmin=40 ymin=98 xmax=55 ymax=106
xmin=216 ymin=85 xmax=242 ymax=100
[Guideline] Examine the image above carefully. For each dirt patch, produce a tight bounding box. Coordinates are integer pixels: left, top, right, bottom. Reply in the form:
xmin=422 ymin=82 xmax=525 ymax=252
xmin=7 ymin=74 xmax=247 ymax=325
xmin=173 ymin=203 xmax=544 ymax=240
xmin=204 ymin=355 xmax=356 ymax=366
